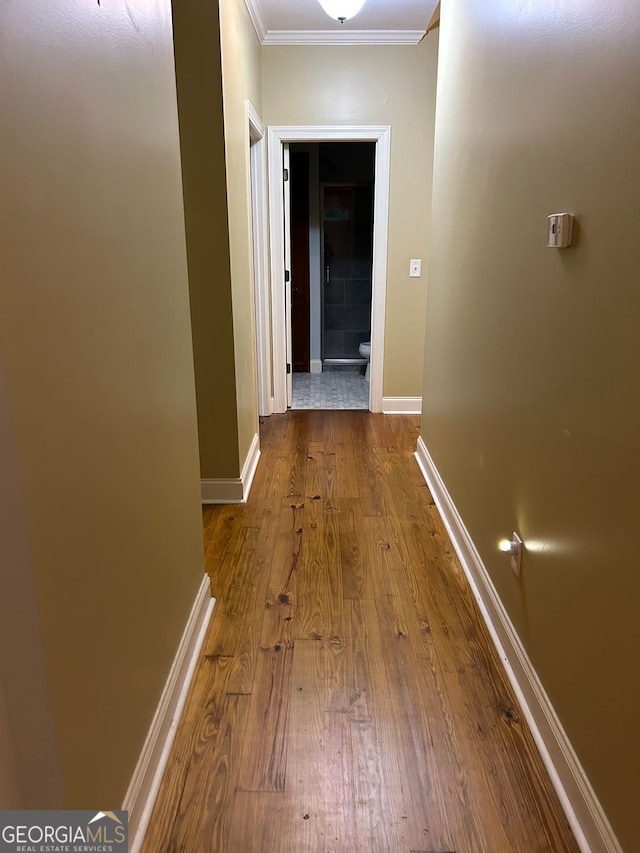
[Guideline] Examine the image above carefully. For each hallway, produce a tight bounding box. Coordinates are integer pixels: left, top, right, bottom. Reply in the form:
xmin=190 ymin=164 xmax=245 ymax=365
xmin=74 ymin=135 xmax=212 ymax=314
xmin=143 ymin=412 xmax=578 ymax=852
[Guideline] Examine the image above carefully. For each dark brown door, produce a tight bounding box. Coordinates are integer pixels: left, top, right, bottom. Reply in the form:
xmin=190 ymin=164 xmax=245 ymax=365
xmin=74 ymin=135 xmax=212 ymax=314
xmin=291 ymin=151 xmax=310 ymax=373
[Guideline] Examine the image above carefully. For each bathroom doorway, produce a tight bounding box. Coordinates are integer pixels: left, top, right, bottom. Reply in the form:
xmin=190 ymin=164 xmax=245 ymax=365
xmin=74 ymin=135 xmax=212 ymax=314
xmin=289 ymin=141 xmax=375 ymax=410
xmin=266 ymin=125 xmax=391 ymax=414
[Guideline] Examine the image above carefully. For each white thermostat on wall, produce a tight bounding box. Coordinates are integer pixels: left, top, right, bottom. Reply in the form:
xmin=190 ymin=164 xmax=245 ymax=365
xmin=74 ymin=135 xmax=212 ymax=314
xmin=547 ymin=213 xmax=574 ymax=248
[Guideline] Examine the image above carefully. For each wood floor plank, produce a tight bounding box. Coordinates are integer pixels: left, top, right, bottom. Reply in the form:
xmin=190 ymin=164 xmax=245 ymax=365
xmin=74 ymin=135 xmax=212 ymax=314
xmin=339 ymin=497 xmax=369 ymax=600
xmin=322 ymin=710 xmax=354 ymax=852
xmin=294 ymin=447 xmax=330 ymax=641
xmin=165 ymin=693 xmax=249 ymax=851
xmin=201 ymin=505 xmax=218 ymax=554
xmin=362 ymin=516 xmax=402 ymax=599
xmin=203 ymin=506 xmax=244 ymax=592
xmin=279 ymin=640 xmax=333 ymax=851
xmin=375 ymin=591 xmax=488 ymax=853
xmin=323 ymin=493 xmax=344 ymax=640
xmin=283 ymin=412 xmax=311 ymax=499
xmin=224 ymin=619 xmax=257 ymax=695
xmin=346 ymin=597 xmax=411 ymax=852
xmin=350 ymin=413 xmax=388 ymax=517
xmin=140 ymin=654 xmax=233 ymax=853
xmin=144 ymin=411 xmax=579 ymax=853
xmin=213 ymin=455 xmax=291 ymax=685
xmin=260 ymin=497 xmax=302 ymax=650
xmin=344 ymin=475 xmax=496 ymax=848
xmin=332 ymin=412 xmax=360 ymax=499
xmin=202 ymin=526 xmax=258 ymax=657
xmin=284 ymin=640 xmax=356 ymax=851
xmin=294 ymin=434 xmax=344 ymax=644
xmin=227 ymin=792 xmax=287 ymax=852
xmin=240 ymin=445 xmax=290 ymax=528
xmin=237 ymin=639 xmax=294 ymax=792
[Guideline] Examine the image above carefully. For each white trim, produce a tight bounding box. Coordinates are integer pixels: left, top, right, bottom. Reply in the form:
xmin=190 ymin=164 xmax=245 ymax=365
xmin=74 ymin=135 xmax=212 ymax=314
xmin=201 ymin=478 xmax=244 ymax=504
xmin=268 ymin=125 xmax=391 ymax=414
xmin=414 ymin=437 xmax=623 ymax=853
xmin=382 ymin=396 xmax=422 ymax=414
xmin=262 ymin=29 xmax=425 ymax=46
xmin=201 ymin=432 xmax=261 ymax=504
xmin=240 ymin=2 xmax=424 ymax=47
xmin=124 ymin=576 xmax=215 ymax=853
xmin=268 ymin=131 xmax=287 ymax=413
xmin=310 ymin=359 xmax=323 ymax=374
xmin=240 ymin=431 xmax=261 ymax=500
xmin=283 ymin=143 xmax=293 ymax=408
xmin=243 ymin=0 xmax=266 ymax=43
xmin=247 ymin=101 xmax=264 ymax=146
xmin=248 ymin=102 xmax=272 ymax=417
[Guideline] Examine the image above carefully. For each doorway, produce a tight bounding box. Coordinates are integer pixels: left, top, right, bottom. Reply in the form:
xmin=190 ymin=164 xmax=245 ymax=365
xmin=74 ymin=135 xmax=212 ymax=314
xmin=289 ymin=142 xmax=375 ymax=410
xmin=266 ymin=125 xmax=391 ymax=414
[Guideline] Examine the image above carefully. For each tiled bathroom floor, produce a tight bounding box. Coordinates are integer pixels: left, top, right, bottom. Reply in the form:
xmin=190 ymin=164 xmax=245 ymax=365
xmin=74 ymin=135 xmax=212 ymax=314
xmin=291 ymin=368 xmax=369 ymax=410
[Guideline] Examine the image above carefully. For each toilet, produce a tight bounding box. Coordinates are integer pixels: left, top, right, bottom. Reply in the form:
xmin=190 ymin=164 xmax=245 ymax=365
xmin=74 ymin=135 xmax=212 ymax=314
xmin=359 ymin=341 xmax=371 ymax=381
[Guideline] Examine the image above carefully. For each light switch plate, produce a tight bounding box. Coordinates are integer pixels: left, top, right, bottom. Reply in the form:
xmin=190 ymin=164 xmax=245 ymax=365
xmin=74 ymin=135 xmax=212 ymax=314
xmin=410 ymin=259 xmax=422 ymax=277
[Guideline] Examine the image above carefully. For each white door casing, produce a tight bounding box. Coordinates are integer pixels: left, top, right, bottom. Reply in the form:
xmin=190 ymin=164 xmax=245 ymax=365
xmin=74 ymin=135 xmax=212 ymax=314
xmin=283 ymin=143 xmax=293 ymax=408
xmin=267 ymin=126 xmax=391 ymax=413
xmin=247 ymin=102 xmax=271 ymax=416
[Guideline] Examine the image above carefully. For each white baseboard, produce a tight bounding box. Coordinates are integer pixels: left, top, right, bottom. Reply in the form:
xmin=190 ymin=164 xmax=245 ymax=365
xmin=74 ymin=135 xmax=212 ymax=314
xmin=201 ymin=478 xmax=244 ymax=503
xmin=201 ymin=432 xmax=260 ymax=504
xmin=124 ymin=575 xmax=215 ymax=853
xmin=414 ymin=436 xmax=622 ymax=853
xmin=382 ymin=396 xmax=422 ymax=414
xmin=241 ymin=431 xmax=261 ymax=499
xmin=310 ymin=359 xmax=323 ymax=374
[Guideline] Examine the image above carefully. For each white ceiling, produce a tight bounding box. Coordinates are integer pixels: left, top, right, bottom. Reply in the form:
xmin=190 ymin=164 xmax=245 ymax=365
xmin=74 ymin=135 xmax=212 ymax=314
xmin=245 ymin=0 xmax=439 ymax=45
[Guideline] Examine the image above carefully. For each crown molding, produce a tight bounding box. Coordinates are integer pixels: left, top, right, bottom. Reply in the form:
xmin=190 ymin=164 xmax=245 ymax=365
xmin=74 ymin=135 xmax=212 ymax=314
xmin=261 ymin=28 xmax=426 ymax=45
xmin=243 ymin=0 xmax=432 ymax=46
xmin=244 ymin=0 xmax=267 ymax=42
xmin=426 ymin=1 xmax=440 ymax=34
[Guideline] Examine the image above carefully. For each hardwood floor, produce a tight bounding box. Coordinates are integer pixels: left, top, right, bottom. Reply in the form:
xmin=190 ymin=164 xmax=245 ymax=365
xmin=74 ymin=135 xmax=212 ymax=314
xmin=143 ymin=411 xmax=578 ymax=853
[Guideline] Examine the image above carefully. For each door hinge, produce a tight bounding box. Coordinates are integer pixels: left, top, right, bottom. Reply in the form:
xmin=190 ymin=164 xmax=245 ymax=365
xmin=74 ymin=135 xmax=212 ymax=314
xmin=283 ymin=168 xmax=289 ymax=181
xmin=285 ymin=270 xmax=290 ymax=282
xmin=286 ymin=363 xmax=291 ymax=374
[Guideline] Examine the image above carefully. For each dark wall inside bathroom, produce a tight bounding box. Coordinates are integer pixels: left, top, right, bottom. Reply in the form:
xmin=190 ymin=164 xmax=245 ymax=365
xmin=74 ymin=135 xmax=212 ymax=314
xmin=320 ymin=142 xmax=375 ymax=361
xmin=319 ymin=142 xmax=375 ymax=184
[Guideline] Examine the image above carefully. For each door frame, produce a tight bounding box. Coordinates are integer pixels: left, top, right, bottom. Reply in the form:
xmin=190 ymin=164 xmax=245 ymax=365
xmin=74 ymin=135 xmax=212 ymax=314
xmin=248 ymin=101 xmax=272 ymax=417
xmin=267 ymin=126 xmax=391 ymax=413
xmin=283 ymin=144 xmax=293 ymax=407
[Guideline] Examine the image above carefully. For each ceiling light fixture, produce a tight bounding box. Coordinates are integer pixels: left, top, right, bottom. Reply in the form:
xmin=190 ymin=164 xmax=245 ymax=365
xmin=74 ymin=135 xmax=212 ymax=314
xmin=316 ymin=0 xmax=367 ymax=23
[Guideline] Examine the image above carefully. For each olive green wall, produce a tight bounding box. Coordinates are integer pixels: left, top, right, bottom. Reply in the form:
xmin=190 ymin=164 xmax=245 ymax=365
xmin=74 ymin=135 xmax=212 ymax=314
xmin=0 ymin=0 xmax=205 ymax=808
xmin=0 ymin=367 xmax=63 ymax=808
xmin=261 ymin=40 xmax=439 ymax=399
xmin=0 ymin=675 xmax=21 ymax=807
xmin=421 ymin=1 xmax=640 ymax=847
xmin=173 ymin=0 xmax=262 ymax=478
xmin=172 ymin=0 xmax=240 ymax=479
xmin=219 ymin=0 xmax=262 ymax=465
